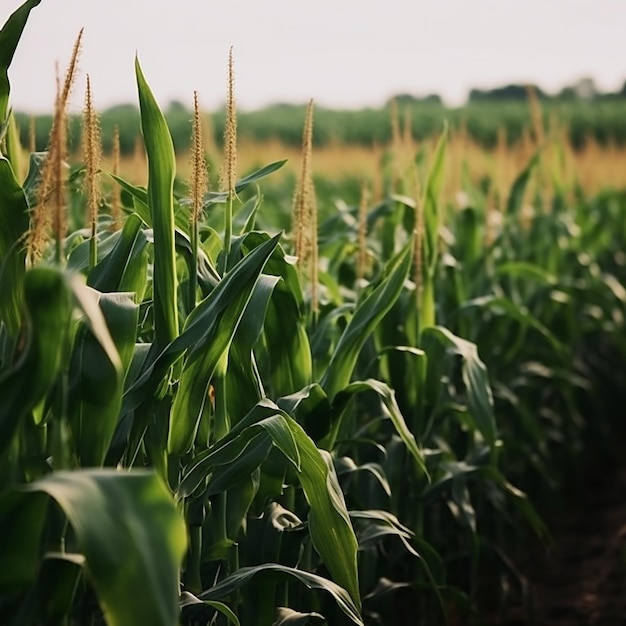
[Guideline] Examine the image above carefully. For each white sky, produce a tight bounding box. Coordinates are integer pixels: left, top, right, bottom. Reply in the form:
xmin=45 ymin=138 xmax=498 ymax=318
xmin=5 ymin=0 xmax=626 ymax=113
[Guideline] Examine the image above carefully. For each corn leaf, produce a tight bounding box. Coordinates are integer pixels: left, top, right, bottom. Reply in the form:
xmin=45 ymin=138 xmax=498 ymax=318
xmin=202 ymin=160 xmax=288 ymax=206
xmin=168 ymin=265 xmax=279 ymax=456
xmin=180 ymin=592 xmax=240 ymax=625
xmin=333 ymin=379 xmax=428 ymax=478
xmin=69 ymin=290 xmax=138 ymax=466
xmin=0 ymin=0 xmax=41 ymax=123
xmin=0 ymin=268 xmax=73 ymax=454
xmin=507 ymin=151 xmax=539 ymax=216
xmin=87 ymin=213 xmax=149 ymax=296
xmin=135 ymin=57 xmax=178 ymax=348
xmin=321 ymin=242 xmax=412 ymax=401
xmin=274 ymin=607 xmax=326 ymax=625
xmin=180 ymin=398 xmax=360 ymax=606
xmin=23 ymin=470 xmax=187 ymax=626
xmin=178 ymin=405 xmax=301 ymax=498
xmin=199 ymin=564 xmax=363 ymax=626
xmin=422 ymin=326 xmax=497 ymax=450
xmin=227 ymin=274 xmax=282 ymax=421
xmin=422 ymin=122 xmax=448 ymax=274
xmin=0 ymin=157 xmax=29 ymax=335
xmin=32 ymin=553 xmax=84 ymax=624
xmin=123 ymin=234 xmax=280 ymax=414
xmin=0 ymin=489 xmax=47 ymax=591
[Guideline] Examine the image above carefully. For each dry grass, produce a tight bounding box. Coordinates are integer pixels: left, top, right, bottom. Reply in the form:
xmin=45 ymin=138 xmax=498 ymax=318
xmin=88 ymin=127 xmax=626 ymax=218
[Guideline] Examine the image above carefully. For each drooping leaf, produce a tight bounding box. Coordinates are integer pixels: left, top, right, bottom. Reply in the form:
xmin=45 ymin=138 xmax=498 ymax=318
xmin=422 ymin=326 xmax=497 ymax=450
xmin=199 ymin=564 xmax=363 ymax=626
xmin=201 ymin=160 xmax=288 ymax=206
xmin=332 ymin=379 xmax=428 ymax=477
xmin=69 ymin=288 xmax=138 ymax=466
xmin=179 ymin=399 xmax=360 ymax=606
xmin=274 ymin=607 xmax=326 ymax=625
xmin=180 ymin=592 xmax=240 ymax=625
xmin=23 ymin=470 xmax=187 ymax=626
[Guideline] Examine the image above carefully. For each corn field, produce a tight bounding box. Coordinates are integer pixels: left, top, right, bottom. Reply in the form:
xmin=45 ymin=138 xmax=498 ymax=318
xmin=2 ymin=2 xmax=626 ymax=625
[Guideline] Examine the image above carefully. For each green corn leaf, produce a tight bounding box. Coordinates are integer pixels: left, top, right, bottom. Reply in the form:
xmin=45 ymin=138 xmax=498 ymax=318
xmin=291 ymin=440 xmax=360 ymax=607
xmin=335 ymin=457 xmax=391 ymax=497
xmin=5 ymin=110 xmax=22 ymax=178
xmin=135 ymin=57 xmax=178 ymax=348
xmin=87 ymin=212 xmax=149 ymax=296
xmin=109 ymin=174 xmax=149 ymax=217
xmin=0 ymin=0 xmax=41 ymax=123
xmin=123 ymin=234 xmax=280 ymax=415
xmin=350 ymin=509 xmax=445 ymax=613
xmin=21 ymin=151 xmax=46 ymax=205
xmin=274 ymin=607 xmax=326 ymax=625
xmin=0 ymin=157 xmax=29 ymax=335
xmin=332 ymin=379 xmax=428 ymax=478
xmin=349 ymin=509 xmax=415 ymax=549
xmin=226 ymin=274 xmax=281 ymax=420
xmin=204 ymin=430 xmax=273 ymax=497
xmin=24 ymin=553 xmax=84 ymax=624
xmin=507 ymin=151 xmax=539 ymax=215
xmin=69 ymin=289 xmax=138 ymax=467
xmin=23 ymin=470 xmax=187 ymax=626
xmin=0 ymin=239 xmax=26 ymax=340
xmin=199 ymin=564 xmax=363 ymax=626
xmin=180 ymin=592 xmax=241 ymax=625
xmin=494 ymin=261 xmax=557 ymax=285
xmin=235 ymin=159 xmax=287 ymax=189
xmin=478 ymin=465 xmax=548 ymax=540
xmin=422 ymin=326 xmax=497 ymax=450
xmin=423 ymin=460 xmax=481 ymax=500
xmin=422 ymin=121 xmax=448 ymax=274
xmin=179 ymin=398 xmax=360 ymax=606
xmin=0 ymin=268 xmax=73 ymax=454
xmin=235 ymin=232 xmax=311 ymax=397
xmin=459 ymin=294 xmax=565 ymax=357
xmin=277 ymin=383 xmax=332 ymax=444
xmin=178 ymin=404 xmax=301 ymax=498
xmin=201 ymin=160 xmax=288 ymax=206
xmin=174 ymin=227 xmax=221 ymax=295
xmin=262 ymin=287 xmax=313 ymax=398
xmin=234 ymin=402 xmax=360 ymax=605
xmin=168 ymin=272 xmax=280 ymax=457
xmin=167 ymin=282 xmax=258 ymax=456
xmin=70 ymin=278 xmax=123 ymax=373
xmin=234 ymin=193 xmax=261 ymax=234
xmin=0 ymin=489 xmax=47 ymax=591
xmin=321 ymin=242 xmax=412 ymax=401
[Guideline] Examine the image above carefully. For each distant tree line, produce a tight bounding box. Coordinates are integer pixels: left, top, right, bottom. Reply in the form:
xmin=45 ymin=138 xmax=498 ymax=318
xmin=14 ymin=78 xmax=626 ymax=156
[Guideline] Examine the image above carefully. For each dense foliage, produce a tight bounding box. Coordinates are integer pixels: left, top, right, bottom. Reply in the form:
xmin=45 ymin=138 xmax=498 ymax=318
xmin=14 ymin=91 xmax=626 ymax=155
xmin=1 ymin=2 xmax=626 ymax=625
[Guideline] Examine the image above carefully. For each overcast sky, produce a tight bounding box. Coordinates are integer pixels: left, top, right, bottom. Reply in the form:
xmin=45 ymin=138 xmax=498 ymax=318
xmin=5 ymin=0 xmax=626 ymax=113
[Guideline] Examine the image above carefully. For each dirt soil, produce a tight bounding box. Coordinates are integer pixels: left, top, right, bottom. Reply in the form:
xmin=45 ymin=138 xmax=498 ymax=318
xmin=499 ymin=459 xmax=626 ymax=625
